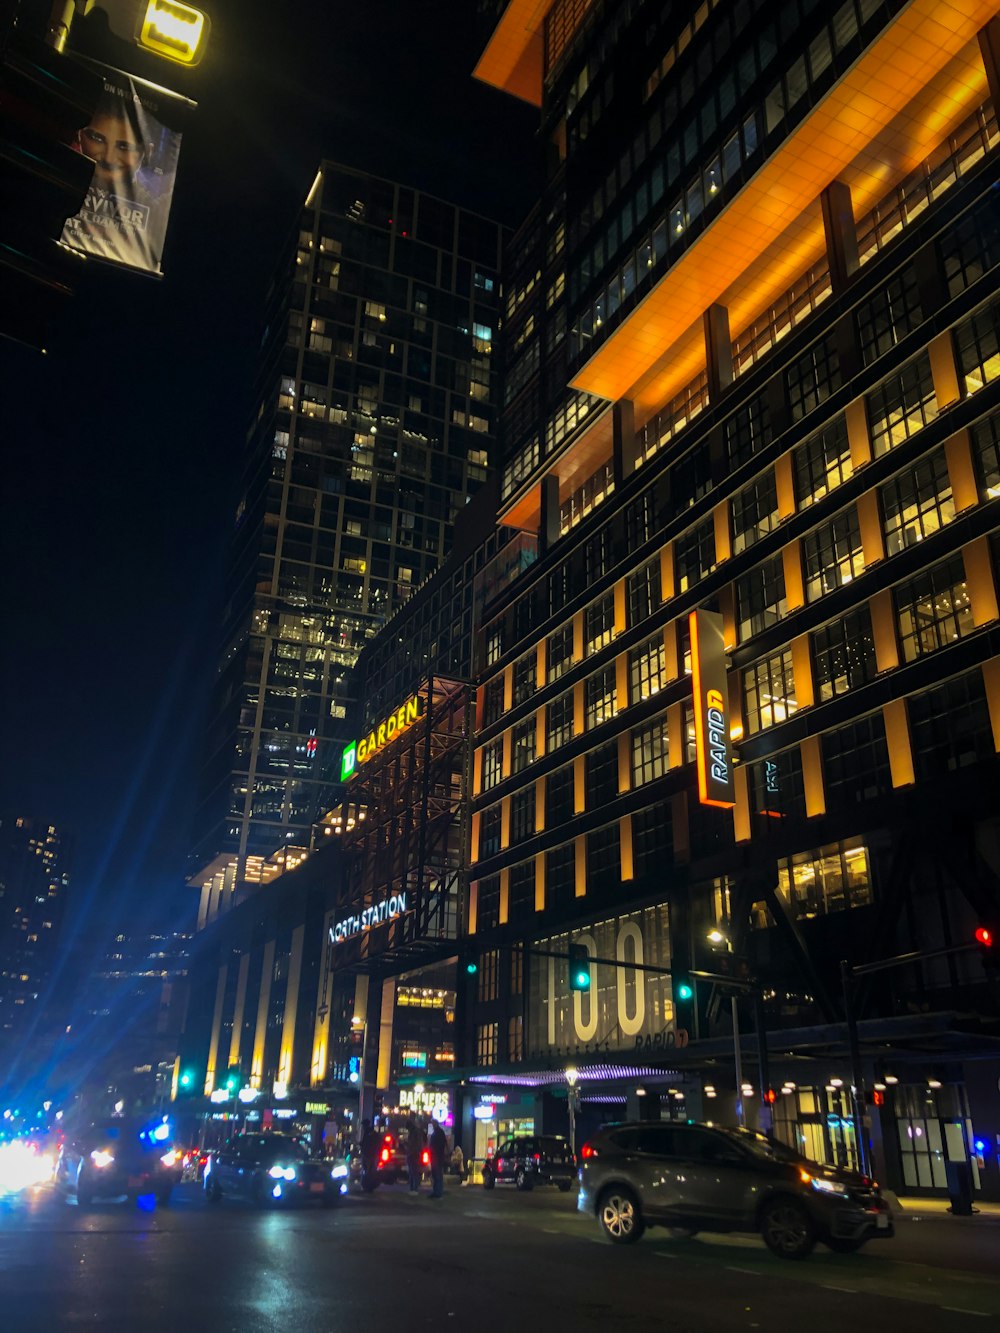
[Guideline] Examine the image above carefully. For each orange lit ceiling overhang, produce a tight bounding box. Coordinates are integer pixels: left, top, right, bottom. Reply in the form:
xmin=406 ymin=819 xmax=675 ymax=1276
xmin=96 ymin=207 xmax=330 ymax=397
xmin=472 ymin=0 xmax=551 ymax=106
xmin=571 ymin=0 xmax=998 ymax=410
xmin=501 ymin=403 xmax=615 ymax=530
xmin=187 ymin=852 xmax=233 ymax=888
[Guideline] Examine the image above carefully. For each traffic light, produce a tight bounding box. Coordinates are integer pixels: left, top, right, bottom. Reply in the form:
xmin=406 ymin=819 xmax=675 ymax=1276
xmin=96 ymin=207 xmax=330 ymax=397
xmin=675 ymin=981 xmax=694 ymax=1002
xmin=466 ymin=958 xmax=478 ymax=975
xmin=975 ymin=923 xmax=999 ymax=969
xmin=224 ymin=1068 xmax=240 ymax=1093
xmin=177 ymin=1068 xmax=195 ymax=1092
xmin=763 ymin=1088 xmax=777 ymax=1105
xmin=568 ymin=943 xmax=591 ymax=993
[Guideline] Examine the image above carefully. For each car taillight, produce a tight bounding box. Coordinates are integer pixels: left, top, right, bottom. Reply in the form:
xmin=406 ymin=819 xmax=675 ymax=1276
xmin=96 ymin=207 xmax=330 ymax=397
xmin=533 ymin=1153 xmax=541 ymax=1164
xmin=380 ymin=1147 xmax=391 ymax=1163
xmin=580 ymin=1142 xmax=598 ymax=1160
xmin=421 ymin=1149 xmax=430 ymax=1166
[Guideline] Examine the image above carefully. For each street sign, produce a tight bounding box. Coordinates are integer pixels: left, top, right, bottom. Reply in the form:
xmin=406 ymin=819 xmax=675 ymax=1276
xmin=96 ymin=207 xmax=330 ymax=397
xmin=137 ymin=0 xmax=209 ymax=66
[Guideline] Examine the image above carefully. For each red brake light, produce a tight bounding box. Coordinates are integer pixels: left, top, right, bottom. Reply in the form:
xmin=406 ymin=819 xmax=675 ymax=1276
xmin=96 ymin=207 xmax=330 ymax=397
xmin=421 ymin=1149 xmax=430 ymax=1166
xmin=380 ymin=1147 xmax=390 ymax=1163
xmin=533 ymin=1153 xmax=541 ymax=1163
xmin=975 ymin=926 xmax=993 ymax=947
xmin=580 ymin=1142 xmax=598 ymax=1160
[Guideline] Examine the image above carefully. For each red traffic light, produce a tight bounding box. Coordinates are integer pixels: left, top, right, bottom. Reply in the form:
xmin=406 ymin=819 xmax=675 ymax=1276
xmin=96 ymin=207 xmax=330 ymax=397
xmin=872 ymin=1089 xmax=885 ymax=1107
xmin=763 ymin=1088 xmax=777 ymax=1105
xmin=975 ymin=926 xmax=994 ymax=947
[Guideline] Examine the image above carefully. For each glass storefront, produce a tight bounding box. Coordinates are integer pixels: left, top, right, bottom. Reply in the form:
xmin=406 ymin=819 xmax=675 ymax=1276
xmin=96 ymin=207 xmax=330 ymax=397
xmin=894 ymin=1083 xmax=980 ymax=1191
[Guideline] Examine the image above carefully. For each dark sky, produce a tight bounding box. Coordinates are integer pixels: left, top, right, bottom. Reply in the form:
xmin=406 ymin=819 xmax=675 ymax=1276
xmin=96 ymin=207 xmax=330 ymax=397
xmin=0 ymin=0 xmax=540 ymax=942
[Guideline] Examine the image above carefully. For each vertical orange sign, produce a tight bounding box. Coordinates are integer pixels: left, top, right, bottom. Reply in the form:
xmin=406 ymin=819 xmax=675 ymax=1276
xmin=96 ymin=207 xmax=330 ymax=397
xmin=689 ymin=609 xmax=735 ymax=808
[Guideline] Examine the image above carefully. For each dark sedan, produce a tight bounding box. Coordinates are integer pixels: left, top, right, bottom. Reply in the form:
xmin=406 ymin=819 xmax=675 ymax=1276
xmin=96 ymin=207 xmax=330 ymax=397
xmin=55 ymin=1117 xmax=182 ymax=1207
xmin=578 ymin=1121 xmax=893 ymax=1257
xmin=482 ymin=1135 xmax=576 ymax=1191
xmin=205 ymin=1133 xmax=344 ymax=1207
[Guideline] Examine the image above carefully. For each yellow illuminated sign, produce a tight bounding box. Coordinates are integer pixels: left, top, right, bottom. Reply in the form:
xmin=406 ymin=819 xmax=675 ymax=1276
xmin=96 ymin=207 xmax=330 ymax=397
xmin=340 ymin=694 xmax=423 ymax=780
xmin=137 ymin=0 xmax=208 ymax=66
xmin=689 ymin=609 xmax=735 ymax=808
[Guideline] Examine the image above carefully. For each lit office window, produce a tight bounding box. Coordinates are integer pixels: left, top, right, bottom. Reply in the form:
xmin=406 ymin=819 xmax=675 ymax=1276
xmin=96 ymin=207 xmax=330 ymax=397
xmin=548 ymin=623 xmax=574 ymax=682
xmin=513 ymin=653 xmax=536 ymax=705
xmin=476 ymin=1022 xmax=499 ymax=1066
xmin=775 ymin=840 xmax=873 ymax=921
xmin=481 ymin=739 xmax=503 ymax=792
xmin=629 ymin=635 xmax=666 ymax=703
xmin=585 ymin=665 xmax=618 ymax=729
xmin=811 ymin=605 xmax=878 ymax=701
xmin=880 ymin=448 xmax=955 ymax=556
xmin=802 ymin=507 xmax=864 ymax=602
xmin=732 ymin=469 xmax=780 ymax=553
xmin=547 ymin=692 xmax=575 ymax=752
xmin=512 ymin=718 xmax=536 ymax=774
xmin=973 ymin=415 xmax=1000 ymax=500
xmin=743 ymin=649 xmax=797 ymax=734
xmin=477 ymin=950 xmax=499 ymax=1002
xmin=865 ymin=351 xmax=937 ymax=457
xmin=794 ymin=416 xmax=853 ymax=508
xmin=585 ymin=591 xmax=616 ymax=656
xmin=955 ymin=296 xmax=1000 ymax=396
xmin=631 ymin=715 xmax=670 ymax=786
xmin=894 ymin=555 xmax=975 ymax=662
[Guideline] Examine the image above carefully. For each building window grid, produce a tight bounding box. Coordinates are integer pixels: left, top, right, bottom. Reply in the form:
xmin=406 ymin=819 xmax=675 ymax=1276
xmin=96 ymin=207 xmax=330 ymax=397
xmin=955 ymin=297 xmax=1000 ymax=398
xmin=794 ymin=416 xmax=853 ymax=509
xmin=586 ymin=665 xmax=619 ymax=730
xmin=628 ymin=556 xmax=662 ymax=627
xmin=865 ymin=352 xmax=938 ymax=458
xmin=482 ymin=676 xmax=505 ymax=728
xmin=547 ymin=692 xmax=575 ymax=753
xmin=724 ymin=393 xmax=771 ymax=470
xmin=675 ymin=517 xmax=716 ymax=594
xmin=732 ymin=468 xmax=780 ymax=554
xmin=629 ymin=635 xmax=667 ymax=704
xmin=811 ymin=605 xmax=878 ymax=702
xmin=775 ymin=840 xmax=873 ymax=922
xmin=513 ymin=654 xmax=536 ymax=706
xmin=585 ymin=591 xmax=616 ymax=656
xmin=894 ymin=555 xmax=975 ymax=663
xmin=786 ymin=332 xmax=842 ymax=422
xmin=908 ymin=671 xmax=995 ymax=780
xmin=512 ymin=718 xmax=536 ymax=775
xmin=972 ymin=415 xmax=1000 ymax=500
xmin=822 ymin=713 xmax=893 ymax=809
xmin=880 ymin=448 xmax=956 ymax=557
xmin=481 ymin=739 xmax=503 ymax=792
xmin=631 ymin=715 xmax=670 ymax=786
xmin=855 ymin=269 xmax=923 ymax=366
xmin=476 ymin=1022 xmax=499 ymax=1066
xmin=743 ymin=648 xmax=797 ymax=735
xmin=476 ymin=949 xmax=499 ymax=1002
xmin=547 ymin=623 xmax=574 ymax=682
xmin=737 ymin=553 xmax=788 ymax=642
xmin=802 ymin=507 xmax=865 ymax=603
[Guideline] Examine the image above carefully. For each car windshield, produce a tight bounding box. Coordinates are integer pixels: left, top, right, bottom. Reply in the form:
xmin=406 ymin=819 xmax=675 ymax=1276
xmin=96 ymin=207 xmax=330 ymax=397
xmin=258 ymin=1137 xmax=310 ymax=1162
xmin=717 ymin=1128 xmax=807 ymax=1165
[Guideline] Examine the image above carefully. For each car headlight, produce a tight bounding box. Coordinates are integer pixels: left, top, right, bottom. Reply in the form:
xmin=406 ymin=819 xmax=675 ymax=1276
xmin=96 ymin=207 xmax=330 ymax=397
xmin=90 ymin=1150 xmax=115 ymax=1169
xmin=268 ymin=1165 xmax=296 ymax=1181
xmin=160 ymin=1150 xmax=180 ymax=1168
xmin=331 ymin=1164 xmax=348 ymax=1179
xmin=810 ymin=1176 xmax=849 ymax=1197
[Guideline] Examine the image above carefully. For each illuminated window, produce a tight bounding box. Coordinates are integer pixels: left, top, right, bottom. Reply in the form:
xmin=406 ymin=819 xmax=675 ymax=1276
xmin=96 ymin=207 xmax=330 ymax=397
xmin=512 ymin=719 xmax=536 ymax=774
xmin=585 ymin=592 xmax=615 ymax=656
xmin=743 ymin=649 xmax=796 ymax=734
xmin=547 ymin=693 xmax=575 ymax=753
xmin=629 ymin=635 xmax=666 ymax=703
xmin=585 ymin=665 xmax=618 ymax=729
xmin=802 ymin=507 xmax=864 ymax=603
xmin=481 ymin=740 xmax=503 ymax=792
xmin=547 ymin=623 xmax=574 ymax=682
xmin=631 ymin=715 xmax=669 ymax=786
xmin=793 ymin=416 xmax=853 ymax=508
xmin=732 ymin=468 xmax=780 ymax=553
xmin=811 ymin=605 xmax=877 ymax=701
xmin=476 ymin=1022 xmax=499 ymax=1066
xmin=866 ymin=352 xmax=937 ymax=457
xmin=880 ymin=449 xmax=955 ymax=556
xmin=955 ymin=297 xmax=1000 ymax=397
xmin=507 ymin=1016 xmax=523 ymax=1061
xmin=894 ymin=555 xmax=974 ymax=663
xmin=513 ymin=653 xmax=536 ymax=706
xmin=973 ymin=415 xmax=1000 ymax=501
xmin=736 ymin=553 xmax=786 ymax=642
xmin=675 ymin=517 xmax=715 ymax=593
xmin=775 ymin=839 xmax=873 ymax=921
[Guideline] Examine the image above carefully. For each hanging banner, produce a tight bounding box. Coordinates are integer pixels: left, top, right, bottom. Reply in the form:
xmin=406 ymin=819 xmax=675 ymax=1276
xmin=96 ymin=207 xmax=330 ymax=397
xmin=689 ymin=608 xmax=735 ymax=807
xmin=61 ymin=64 xmax=194 ymax=276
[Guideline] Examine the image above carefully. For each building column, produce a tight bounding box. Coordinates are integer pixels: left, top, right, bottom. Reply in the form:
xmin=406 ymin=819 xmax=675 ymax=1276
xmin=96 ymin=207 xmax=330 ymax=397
xmin=277 ymin=924 xmax=305 ymax=1092
xmin=250 ymin=940 xmax=275 ymax=1090
xmin=820 ymin=180 xmax=859 ymax=293
xmin=703 ymin=303 xmax=734 ymax=402
xmin=612 ymin=398 xmax=639 ymax=484
xmin=203 ymin=964 xmax=228 ymax=1096
xmin=870 ymin=589 xmax=900 ymax=673
xmin=979 ymin=16 xmax=1000 ymax=110
xmin=944 ymin=429 xmax=980 ymax=514
xmin=228 ymin=953 xmax=250 ymax=1071
xmin=310 ymin=912 xmax=335 ymax=1087
xmin=540 ymin=474 xmax=561 ymax=553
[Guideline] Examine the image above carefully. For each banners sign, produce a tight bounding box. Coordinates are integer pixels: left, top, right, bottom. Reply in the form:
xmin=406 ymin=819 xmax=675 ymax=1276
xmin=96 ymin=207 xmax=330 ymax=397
xmin=689 ymin=609 xmax=735 ymax=808
xmin=61 ymin=64 xmax=192 ymax=276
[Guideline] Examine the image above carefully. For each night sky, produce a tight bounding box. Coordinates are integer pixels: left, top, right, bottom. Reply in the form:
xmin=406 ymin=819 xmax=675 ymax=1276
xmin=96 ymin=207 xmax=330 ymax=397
xmin=0 ymin=0 xmax=540 ymax=944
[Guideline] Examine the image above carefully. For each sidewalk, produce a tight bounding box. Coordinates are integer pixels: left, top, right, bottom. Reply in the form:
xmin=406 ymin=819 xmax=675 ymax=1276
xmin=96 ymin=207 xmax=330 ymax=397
xmin=893 ymin=1193 xmax=1000 ymax=1219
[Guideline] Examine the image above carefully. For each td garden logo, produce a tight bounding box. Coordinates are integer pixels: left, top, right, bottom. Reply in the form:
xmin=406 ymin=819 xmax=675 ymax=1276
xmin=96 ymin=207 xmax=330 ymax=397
xmin=340 ymin=694 xmax=423 ymax=781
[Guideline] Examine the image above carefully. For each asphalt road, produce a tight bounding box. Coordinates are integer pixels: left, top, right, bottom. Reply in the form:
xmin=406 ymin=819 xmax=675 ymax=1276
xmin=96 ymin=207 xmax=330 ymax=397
xmin=2 ymin=1179 xmax=999 ymax=1332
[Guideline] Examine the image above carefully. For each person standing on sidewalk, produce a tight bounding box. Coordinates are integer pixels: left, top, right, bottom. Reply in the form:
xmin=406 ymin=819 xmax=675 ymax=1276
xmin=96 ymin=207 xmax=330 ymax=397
xmin=428 ymin=1119 xmax=447 ymax=1198
xmin=405 ymin=1119 xmax=426 ymax=1193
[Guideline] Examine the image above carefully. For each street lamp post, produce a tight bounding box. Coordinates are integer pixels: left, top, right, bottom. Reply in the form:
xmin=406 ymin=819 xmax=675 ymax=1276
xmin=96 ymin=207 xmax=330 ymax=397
xmin=566 ymin=1068 xmax=579 ymax=1156
xmin=708 ymin=929 xmax=745 ymax=1128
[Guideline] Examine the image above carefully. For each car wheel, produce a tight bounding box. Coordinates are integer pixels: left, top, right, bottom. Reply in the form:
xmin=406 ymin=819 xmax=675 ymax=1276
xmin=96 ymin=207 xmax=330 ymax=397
xmin=824 ymin=1236 xmax=866 ymax=1254
xmin=760 ymin=1197 xmax=816 ymax=1260
xmin=76 ymin=1173 xmax=95 ymax=1208
xmin=514 ymin=1167 xmax=533 ymax=1192
xmin=598 ymin=1186 xmax=644 ymax=1245
xmin=558 ymin=1182 xmax=572 ymax=1193
xmin=205 ymin=1175 xmax=222 ymax=1203
xmin=481 ymin=1170 xmax=495 ymax=1191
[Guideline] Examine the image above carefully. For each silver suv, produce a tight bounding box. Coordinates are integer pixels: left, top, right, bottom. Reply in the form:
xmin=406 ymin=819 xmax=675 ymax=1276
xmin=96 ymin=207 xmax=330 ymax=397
xmin=578 ymin=1121 xmax=893 ymax=1258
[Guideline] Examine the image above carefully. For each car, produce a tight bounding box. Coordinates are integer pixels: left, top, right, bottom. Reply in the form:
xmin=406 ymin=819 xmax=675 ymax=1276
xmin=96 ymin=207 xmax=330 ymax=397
xmin=55 ymin=1117 xmax=182 ymax=1207
xmin=577 ymin=1121 xmax=894 ymax=1258
xmin=482 ymin=1135 xmax=576 ymax=1192
xmin=204 ymin=1132 xmax=344 ymax=1207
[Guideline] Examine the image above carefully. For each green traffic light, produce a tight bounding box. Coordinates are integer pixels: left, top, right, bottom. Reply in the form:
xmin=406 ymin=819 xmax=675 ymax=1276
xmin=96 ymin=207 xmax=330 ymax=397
xmin=466 ymin=961 xmax=478 ymax=975
xmin=676 ymin=983 xmax=694 ymax=1001
xmin=179 ymin=1071 xmax=193 ymax=1088
xmin=573 ymin=970 xmax=591 ymax=991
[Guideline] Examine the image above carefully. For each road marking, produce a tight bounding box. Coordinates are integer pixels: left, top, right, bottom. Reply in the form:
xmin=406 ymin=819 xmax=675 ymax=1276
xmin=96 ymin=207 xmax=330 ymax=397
xmin=939 ymin=1308 xmax=990 ymax=1318
xmin=653 ymin=1251 xmax=680 ymax=1259
xmin=726 ymin=1266 xmax=762 ymax=1275
xmin=821 ymin=1285 xmax=858 ymax=1294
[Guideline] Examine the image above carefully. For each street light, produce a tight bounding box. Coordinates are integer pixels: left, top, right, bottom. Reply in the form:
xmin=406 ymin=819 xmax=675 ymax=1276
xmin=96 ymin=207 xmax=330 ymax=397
xmin=46 ymin=0 xmax=210 ymax=64
xmin=707 ymin=928 xmax=745 ymax=1129
xmin=566 ymin=1068 xmax=580 ymax=1157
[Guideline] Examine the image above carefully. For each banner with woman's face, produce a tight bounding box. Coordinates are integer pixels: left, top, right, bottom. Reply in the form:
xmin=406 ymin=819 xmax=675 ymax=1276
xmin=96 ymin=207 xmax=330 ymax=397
xmin=61 ymin=67 xmax=192 ymax=276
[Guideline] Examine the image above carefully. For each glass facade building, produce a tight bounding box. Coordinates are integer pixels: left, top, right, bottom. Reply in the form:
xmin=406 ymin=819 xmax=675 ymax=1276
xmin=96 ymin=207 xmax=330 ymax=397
xmin=190 ymin=163 xmax=505 ymax=924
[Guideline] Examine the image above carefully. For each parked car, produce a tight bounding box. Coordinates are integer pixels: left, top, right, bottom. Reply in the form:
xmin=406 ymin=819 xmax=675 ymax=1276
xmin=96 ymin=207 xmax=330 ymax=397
xmin=482 ymin=1135 xmax=576 ymax=1192
xmin=204 ymin=1132 xmax=344 ymax=1207
xmin=55 ymin=1117 xmax=182 ymax=1207
xmin=578 ymin=1121 xmax=893 ymax=1258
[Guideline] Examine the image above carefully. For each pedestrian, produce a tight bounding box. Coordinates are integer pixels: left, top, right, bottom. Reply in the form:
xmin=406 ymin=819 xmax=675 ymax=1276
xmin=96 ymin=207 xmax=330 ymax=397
xmin=451 ymin=1142 xmax=465 ymax=1182
xmin=360 ymin=1119 xmax=379 ymax=1192
xmin=406 ymin=1118 xmax=426 ymax=1193
xmin=428 ymin=1118 xmax=447 ymax=1198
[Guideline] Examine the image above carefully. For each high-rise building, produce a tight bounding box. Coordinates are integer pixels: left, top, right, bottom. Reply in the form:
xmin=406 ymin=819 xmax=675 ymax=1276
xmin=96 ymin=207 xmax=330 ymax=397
xmin=191 ymin=163 xmax=506 ymax=925
xmin=0 ymin=815 xmax=71 ymax=1062
xmin=457 ymin=0 xmax=1000 ymax=1196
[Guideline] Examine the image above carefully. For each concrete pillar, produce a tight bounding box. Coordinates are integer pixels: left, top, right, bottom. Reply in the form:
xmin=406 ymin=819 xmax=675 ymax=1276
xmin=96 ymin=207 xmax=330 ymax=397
xmin=612 ymin=398 xmax=639 ymax=484
xmin=820 ymin=180 xmax=859 ymax=293
xmin=703 ymin=303 xmax=734 ymax=401
xmin=979 ymin=17 xmax=1000 ymax=111
xmin=540 ymin=474 xmax=561 ymax=553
